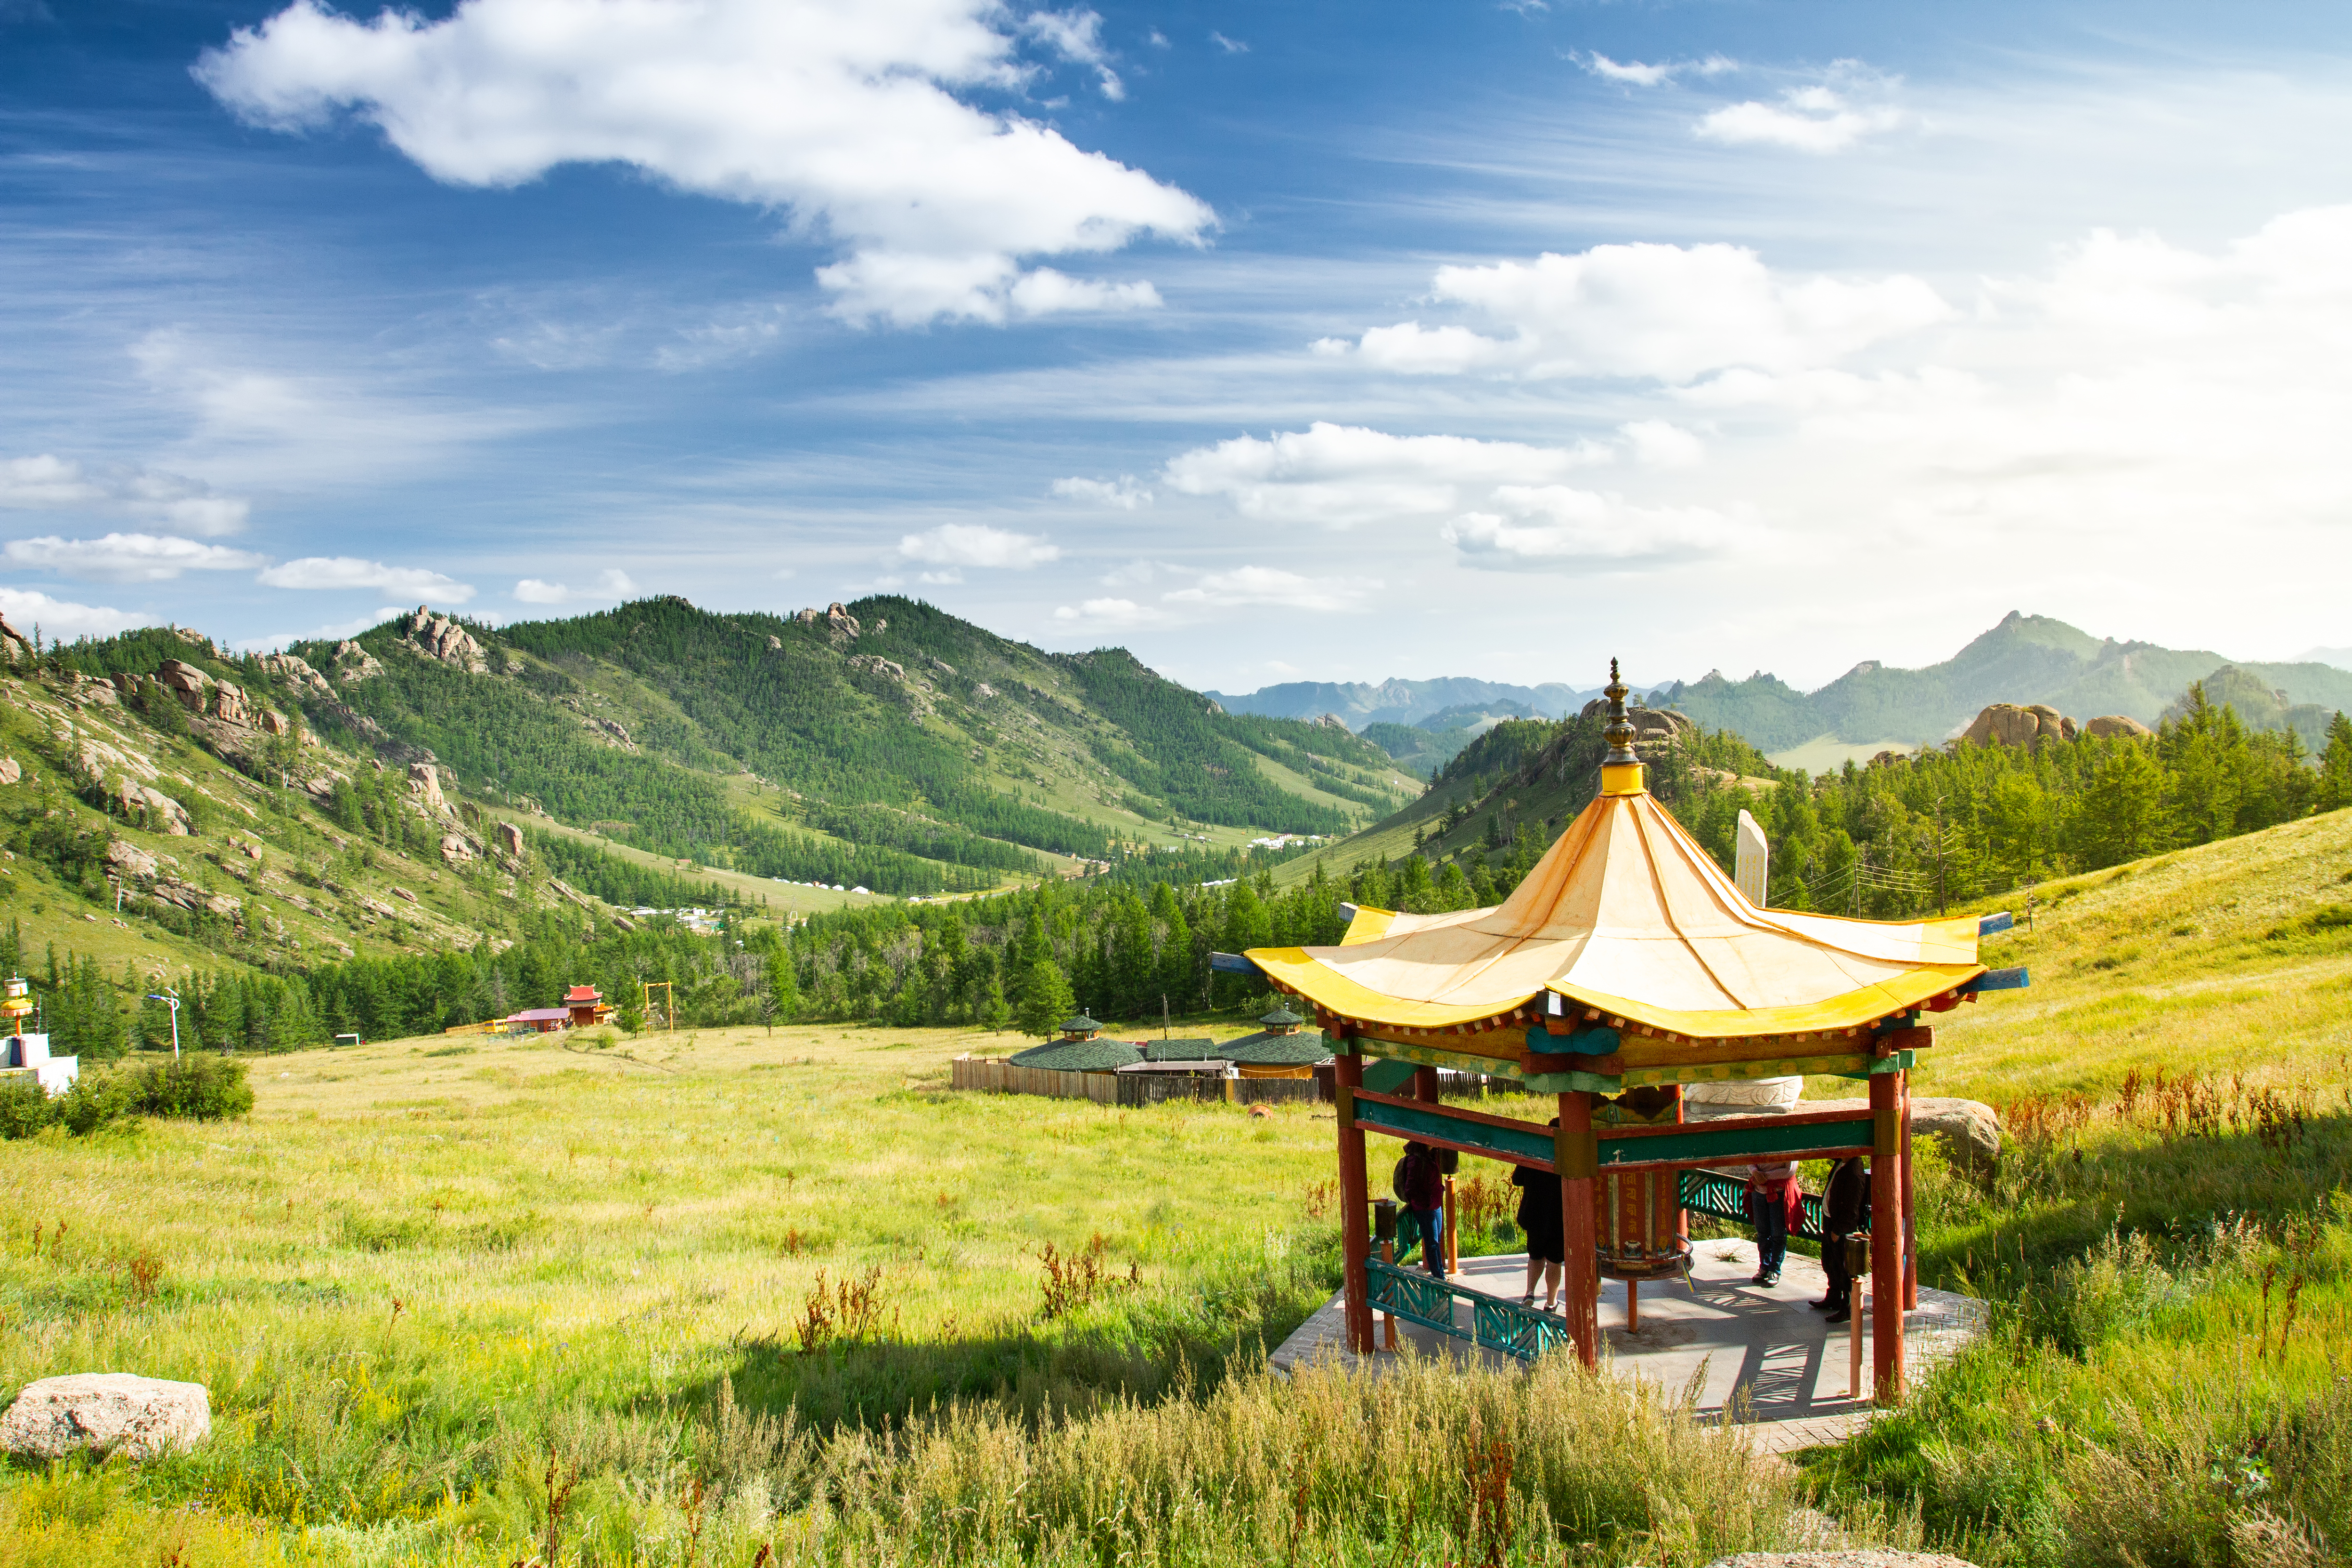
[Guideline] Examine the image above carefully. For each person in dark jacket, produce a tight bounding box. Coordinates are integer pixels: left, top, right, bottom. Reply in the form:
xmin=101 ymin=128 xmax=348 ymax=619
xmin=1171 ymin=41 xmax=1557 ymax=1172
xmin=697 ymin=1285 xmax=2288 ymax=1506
xmin=1512 ymin=1118 xmax=1565 ymax=1308
xmin=1744 ymin=1157 xmax=1803 ymax=1286
xmin=1394 ymin=1141 xmax=1455 ymax=1276
xmin=1814 ymin=1155 xmax=1870 ymax=1322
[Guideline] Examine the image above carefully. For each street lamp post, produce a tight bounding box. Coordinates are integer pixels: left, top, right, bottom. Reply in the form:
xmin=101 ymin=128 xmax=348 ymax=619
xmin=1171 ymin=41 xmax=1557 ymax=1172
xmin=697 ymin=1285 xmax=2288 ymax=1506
xmin=143 ymin=989 xmax=181 ymax=1061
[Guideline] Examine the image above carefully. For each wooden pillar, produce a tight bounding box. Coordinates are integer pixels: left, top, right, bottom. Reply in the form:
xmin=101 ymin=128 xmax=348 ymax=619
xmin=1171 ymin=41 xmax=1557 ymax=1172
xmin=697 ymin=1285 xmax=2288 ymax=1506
xmin=1901 ymin=1073 xmax=1919 ymax=1310
xmin=1870 ymin=1068 xmax=1906 ymax=1400
xmin=1413 ymin=1065 xmax=1440 ymax=1103
xmin=1336 ymin=1050 xmax=1374 ymax=1353
xmin=1558 ymin=1090 xmax=1600 ymax=1370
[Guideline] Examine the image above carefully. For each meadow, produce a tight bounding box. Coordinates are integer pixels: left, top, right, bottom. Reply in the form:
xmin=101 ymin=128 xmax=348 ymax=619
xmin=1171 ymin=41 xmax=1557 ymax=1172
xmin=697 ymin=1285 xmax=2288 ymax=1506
xmin=0 ymin=810 xmax=2348 ymax=1566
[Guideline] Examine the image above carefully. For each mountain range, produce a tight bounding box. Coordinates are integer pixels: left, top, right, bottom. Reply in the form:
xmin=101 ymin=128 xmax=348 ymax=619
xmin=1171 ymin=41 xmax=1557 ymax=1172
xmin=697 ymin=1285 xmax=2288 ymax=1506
xmin=1649 ymin=611 xmax=2352 ymax=755
xmin=1203 ymin=676 xmax=1606 ymax=729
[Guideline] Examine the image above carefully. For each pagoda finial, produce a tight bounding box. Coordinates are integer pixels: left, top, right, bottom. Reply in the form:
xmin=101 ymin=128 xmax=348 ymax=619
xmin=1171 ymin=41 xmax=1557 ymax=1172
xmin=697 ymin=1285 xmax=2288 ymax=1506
xmin=1603 ymin=657 xmax=1636 ymax=762
xmin=1599 ymin=656 xmax=1646 ymax=796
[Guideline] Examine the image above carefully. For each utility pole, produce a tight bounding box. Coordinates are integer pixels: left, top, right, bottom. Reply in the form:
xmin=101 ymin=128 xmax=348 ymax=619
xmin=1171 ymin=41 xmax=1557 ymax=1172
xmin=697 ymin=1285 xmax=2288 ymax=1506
xmin=143 ymin=988 xmax=181 ymax=1060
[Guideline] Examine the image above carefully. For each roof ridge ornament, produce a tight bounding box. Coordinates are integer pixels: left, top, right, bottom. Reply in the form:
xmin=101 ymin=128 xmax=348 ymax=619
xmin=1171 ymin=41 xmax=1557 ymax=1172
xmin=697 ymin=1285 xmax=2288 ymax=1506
xmin=1601 ymin=657 xmax=1645 ymax=796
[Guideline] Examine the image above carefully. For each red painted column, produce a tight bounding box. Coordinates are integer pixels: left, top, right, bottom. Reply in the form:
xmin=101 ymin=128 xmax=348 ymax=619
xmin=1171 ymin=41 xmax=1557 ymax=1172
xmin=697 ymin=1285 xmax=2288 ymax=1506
xmin=1901 ymin=1072 xmax=1919 ymax=1310
xmin=1335 ymin=1047 xmax=1374 ymax=1353
xmin=1870 ymin=1068 xmax=1906 ymax=1400
xmin=1414 ymin=1064 xmax=1440 ymax=1104
xmin=1558 ymin=1090 xmax=1600 ymax=1370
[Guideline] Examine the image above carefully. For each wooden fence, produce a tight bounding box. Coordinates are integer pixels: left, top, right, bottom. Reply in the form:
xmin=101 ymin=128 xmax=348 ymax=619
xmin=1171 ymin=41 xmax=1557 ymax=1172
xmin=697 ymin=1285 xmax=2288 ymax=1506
xmin=952 ymin=1056 xmax=1334 ymax=1108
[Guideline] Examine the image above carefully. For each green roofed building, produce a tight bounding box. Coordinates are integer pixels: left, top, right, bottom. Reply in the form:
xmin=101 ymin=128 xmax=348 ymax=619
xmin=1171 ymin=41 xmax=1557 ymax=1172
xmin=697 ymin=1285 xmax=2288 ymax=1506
xmin=1143 ymin=1038 xmax=1222 ymax=1063
xmin=1221 ymin=1006 xmax=1330 ymax=1079
xmin=1007 ymin=1036 xmax=1143 ymax=1073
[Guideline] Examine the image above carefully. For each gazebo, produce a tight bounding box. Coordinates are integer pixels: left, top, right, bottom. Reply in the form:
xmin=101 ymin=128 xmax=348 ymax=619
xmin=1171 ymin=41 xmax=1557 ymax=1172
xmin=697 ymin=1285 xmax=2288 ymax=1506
xmin=1219 ymin=1005 xmax=1331 ymax=1080
xmin=1007 ymin=1012 xmax=1140 ymax=1073
xmin=1224 ymin=663 xmax=2026 ymax=1397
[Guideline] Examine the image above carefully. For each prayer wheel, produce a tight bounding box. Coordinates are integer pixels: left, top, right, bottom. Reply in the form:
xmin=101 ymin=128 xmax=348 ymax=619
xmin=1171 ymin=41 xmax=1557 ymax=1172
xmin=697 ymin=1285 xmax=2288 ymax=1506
xmin=1592 ymin=1086 xmax=1689 ymax=1281
xmin=1593 ymin=1165 xmax=1690 ymax=1281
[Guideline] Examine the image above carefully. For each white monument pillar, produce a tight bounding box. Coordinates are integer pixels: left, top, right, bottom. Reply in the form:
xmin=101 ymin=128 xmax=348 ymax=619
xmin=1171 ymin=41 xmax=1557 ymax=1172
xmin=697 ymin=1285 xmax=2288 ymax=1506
xmin=1735 ymin=809 xmax=1770 ymax=907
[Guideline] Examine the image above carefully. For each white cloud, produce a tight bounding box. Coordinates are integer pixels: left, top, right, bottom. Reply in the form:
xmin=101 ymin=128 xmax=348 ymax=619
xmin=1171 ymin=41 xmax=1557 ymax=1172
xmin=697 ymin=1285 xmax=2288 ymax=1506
xmin=259 ymin=557 xmax=476 ymax=601
xmin=0 ymin=586 xmax=158 ymax=641
xmin=1209 ymin=31 xmax=1248 ymax=53
xmin=1441 ymin=488 xmax=1761 ymax=570
xmin=196 ymin=0 xmax=1212 ymax=328
xmin=0 ymin=454 xmax=250 ymax=536
xmin=1577 ymin=52 xmax=1736 ymax=87
xmin=1051 ymin=474 xmax=1153 ymax=509
xmin=4 ymin=533 xmax=267 ymax=583
xmin=1099 ymin=557 xmax=1176 ymax=587
xmin=897 ymin=523 xmax=1061 ymax=568
xmin=1341 ymin=242 xmax=1947 ymax=382
xmin=1161 ymin=422 xmax=1606 ymax=528
xmin=513 ymin=569 xmax=639 ymax=605
xmin=234 ymin=607 xmax=410 ymax=653
xmin=1051 ymin=596 xmax=1168 ymax=628
xmin=1022 ymin=8 xmax=1124 ymax=100
xmin=1619 ymin=420 xmax=1705 ymax=468
xmin=1695 ymin=66 xmax=1909 ymax=154
xmin=1162 ymin=565 xmax=1377 ymax=612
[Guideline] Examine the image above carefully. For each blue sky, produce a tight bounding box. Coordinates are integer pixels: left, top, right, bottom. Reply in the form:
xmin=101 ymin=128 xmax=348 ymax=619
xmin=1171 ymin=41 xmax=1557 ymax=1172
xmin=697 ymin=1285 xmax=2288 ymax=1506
xmin=5 ymin=0 xmax=2350 ymax=695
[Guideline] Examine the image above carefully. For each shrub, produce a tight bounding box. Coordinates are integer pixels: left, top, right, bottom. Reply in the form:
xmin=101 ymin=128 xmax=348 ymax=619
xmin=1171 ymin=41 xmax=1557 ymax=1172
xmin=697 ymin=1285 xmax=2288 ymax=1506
xmin=0 ymin=1054 xmax=252 ymax=1138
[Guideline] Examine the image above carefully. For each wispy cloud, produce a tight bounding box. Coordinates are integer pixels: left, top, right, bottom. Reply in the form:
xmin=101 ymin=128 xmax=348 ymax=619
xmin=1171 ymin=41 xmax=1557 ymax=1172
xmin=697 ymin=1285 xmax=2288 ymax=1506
xmin=259 ymin=556 xmax=476 ymax=601
xmin=0 ymin=586 xmax=154 ymax=640
xmin=0 ymin=454 xmax=249 ymax=536
xmin=513 ymin=569 xmax=639 ymax=605
xmin=4 ymin=532 xmax=266 ymax=583
xmin=897 ymin=522 xmax=1061 ymax=568
xmin=1695 ymin=64 xmax=1909 ymax=153
xmin=1577 ymin=52 xmax=1736 ymax=88
xmin=1051 ymin=474 xmax=1153 ymax=509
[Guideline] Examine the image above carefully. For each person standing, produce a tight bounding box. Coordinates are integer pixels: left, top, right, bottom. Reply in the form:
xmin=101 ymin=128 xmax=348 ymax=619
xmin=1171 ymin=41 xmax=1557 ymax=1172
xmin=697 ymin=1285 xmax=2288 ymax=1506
xmin=1814 ymin=1155 xmax=1870 ymax=1322
xmin=1512 ymin=1119 xmax=1565 ymax=1308
xmin=1745 ymin=1157 xmax=1803 ymax=1286
xmin=1394 ymin=1141 xmax=1454 ymax=1277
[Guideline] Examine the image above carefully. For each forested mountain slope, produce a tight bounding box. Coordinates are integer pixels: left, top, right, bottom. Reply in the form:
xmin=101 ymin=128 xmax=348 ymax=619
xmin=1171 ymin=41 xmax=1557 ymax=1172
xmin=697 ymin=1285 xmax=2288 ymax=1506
xmin=278 ymin=595 xmax=1410 ymax=898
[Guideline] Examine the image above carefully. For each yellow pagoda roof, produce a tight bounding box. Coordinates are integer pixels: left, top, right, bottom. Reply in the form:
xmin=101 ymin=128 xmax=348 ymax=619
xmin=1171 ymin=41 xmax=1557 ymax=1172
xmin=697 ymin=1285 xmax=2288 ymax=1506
xmin=1248 ymin=785 xmax=1984 ymax=1042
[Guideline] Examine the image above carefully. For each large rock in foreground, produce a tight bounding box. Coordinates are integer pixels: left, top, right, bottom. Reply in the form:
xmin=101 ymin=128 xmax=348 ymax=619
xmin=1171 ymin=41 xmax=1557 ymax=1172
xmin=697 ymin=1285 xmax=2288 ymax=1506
xmin=1800 ymin=1096 xmax=2002 ymax=1177
xmin=1707 ymin=1554 xmax=1979 ymax=1568
xmin=2083 ymin=714 xmax=2154 ymax=739
xmin=0 ymin=1373 xmax=211 ymax=1461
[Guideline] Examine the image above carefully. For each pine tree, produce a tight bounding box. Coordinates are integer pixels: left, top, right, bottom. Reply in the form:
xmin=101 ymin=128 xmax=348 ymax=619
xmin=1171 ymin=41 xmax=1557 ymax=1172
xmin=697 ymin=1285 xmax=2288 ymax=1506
xmin=2071 ymin=738 xmax=2172 ymax=869
xmin=1016 ymin=957 xmax=1075 ymax=1039
xmin=2320 ymin=711 xmax=2352 ymax=813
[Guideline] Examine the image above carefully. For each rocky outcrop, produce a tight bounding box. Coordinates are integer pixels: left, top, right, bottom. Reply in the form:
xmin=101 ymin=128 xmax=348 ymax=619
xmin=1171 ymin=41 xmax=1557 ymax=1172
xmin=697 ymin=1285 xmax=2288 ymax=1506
xmin=407 ymin=762 xmax=452 ymax=816
xmin=583 ymin=716 xmax=634 ymax=749
xmin=114 ymin=780 xmax=192 ymax=835
xmin=2084 ymin=714 xmax=2153 ymax=740
xmin=795 ymin=603 xmax=862 ymax=641
xmin=105 ymin=839 xmax=159 ymax=880
xmin=0 ymin=758 xmax=17 ymax=786
xmin=439 ymin=832 xmax=476 ymax=864
xmin=328 ymin=640 xmax=384 ymax=683
xmin=926 ymin=655 xmax=957 ymax=676
xmin=847 ymin=653 xmax=906 ymax=682
xmin=765 ymin=634 xmax=783 ymax=651
xmin=1312 ymin=713 xmax=1349 ymax=730
xmin=495 ymin=821 xmax=525 ymax=859
xmin=0 ymin=1373 xmax=210 ymax=1461
xmin=972 ymin=681 xmax=996 ymax=700
xmin=1963 ymin=703 xmax=2075 ymax=748
xmin=399 ymin=606 xmax=489 ymax=673
xmin=256 ymin=651 xmax=333 ymax=698
xmin=1579 ymin=699 xmax=1697 ymax=746
xmin=0 ymin=611 xmax=30 ymax=664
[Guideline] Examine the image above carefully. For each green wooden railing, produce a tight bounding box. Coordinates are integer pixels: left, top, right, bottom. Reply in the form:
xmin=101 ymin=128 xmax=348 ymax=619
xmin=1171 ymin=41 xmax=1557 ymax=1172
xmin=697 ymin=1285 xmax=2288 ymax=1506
xmin=1365 ymin=1258 xmax=1575 ymax=1361
xmin=1678 ymin=1168 xmax=1828 ymax=1241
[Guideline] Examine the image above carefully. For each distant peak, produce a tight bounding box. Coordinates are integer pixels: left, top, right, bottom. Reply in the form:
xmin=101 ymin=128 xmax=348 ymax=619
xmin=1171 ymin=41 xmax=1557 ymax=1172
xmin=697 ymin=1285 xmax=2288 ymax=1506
xmin=1999 ymin=610 xmax=2023 ymax=625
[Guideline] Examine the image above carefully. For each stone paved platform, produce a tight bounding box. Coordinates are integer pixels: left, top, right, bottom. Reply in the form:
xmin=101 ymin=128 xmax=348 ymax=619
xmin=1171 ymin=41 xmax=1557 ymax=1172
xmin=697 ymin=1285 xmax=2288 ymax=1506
xmin=1268 ymin=1239 xmax=1985 ymax=1453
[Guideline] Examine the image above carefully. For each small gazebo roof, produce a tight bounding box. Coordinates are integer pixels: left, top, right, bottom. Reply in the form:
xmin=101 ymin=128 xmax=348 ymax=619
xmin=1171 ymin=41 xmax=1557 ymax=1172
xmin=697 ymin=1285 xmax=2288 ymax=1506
xmin=1258 ymin=1005 xmax=1305 ymax=1029
xmin=1220 ymin=1029 xmax=1332 ymax=1067
xmin=1058 ymin=1011 xmax=1102 ymax=1036
xmin=1248 ymin=662 xmax=1985 ymax=1042
xmin=1009 ymin=1037 xmax=1142 ymax=1072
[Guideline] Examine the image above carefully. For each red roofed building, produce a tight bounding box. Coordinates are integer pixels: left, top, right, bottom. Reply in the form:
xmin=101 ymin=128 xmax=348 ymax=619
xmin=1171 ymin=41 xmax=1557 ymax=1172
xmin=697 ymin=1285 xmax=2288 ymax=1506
xmin=564 ymin=986 xmax=609 ymax=1028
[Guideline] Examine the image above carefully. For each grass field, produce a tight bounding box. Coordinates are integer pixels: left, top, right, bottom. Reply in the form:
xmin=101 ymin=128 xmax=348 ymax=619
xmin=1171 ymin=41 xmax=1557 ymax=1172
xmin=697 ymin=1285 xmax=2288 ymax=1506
xmin=2 ymin=813 xmax=2350 ymax=1565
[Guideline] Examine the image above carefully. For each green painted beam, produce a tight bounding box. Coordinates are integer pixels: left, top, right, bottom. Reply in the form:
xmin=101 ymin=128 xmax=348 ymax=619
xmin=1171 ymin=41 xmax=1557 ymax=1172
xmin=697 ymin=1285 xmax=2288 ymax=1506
xmin=1356 ymin=1098 xmax=1558 ymax=1164
xmin=1598 ymin=1113 xmax=1873 ymax=1167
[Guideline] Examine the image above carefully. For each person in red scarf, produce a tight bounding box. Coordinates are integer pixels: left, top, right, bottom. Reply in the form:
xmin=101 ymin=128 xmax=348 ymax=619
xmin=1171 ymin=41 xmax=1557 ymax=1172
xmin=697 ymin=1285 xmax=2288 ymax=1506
xmin=1744 ymin=1157 xmax=1804 ymax=1287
